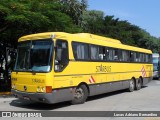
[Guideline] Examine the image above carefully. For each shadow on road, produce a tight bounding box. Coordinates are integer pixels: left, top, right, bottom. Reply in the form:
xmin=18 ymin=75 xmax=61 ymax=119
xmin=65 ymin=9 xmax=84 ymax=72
xmin=87 ymin=86 xmax=147 ymax=102
xmin=10 ymin=99 xmax=72 ymax=110
xmin=9 ymin=86 xmax=148 ymax=110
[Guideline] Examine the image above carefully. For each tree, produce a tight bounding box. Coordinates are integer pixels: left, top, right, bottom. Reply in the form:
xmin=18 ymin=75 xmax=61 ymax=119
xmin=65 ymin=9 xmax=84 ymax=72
xmin=59 ymin=0 xmax=88 ymax=26
xmin=82 ymin=10 xmax=104 ymax=33
xmin=138 ymin=29 xmax=159 ymax=52
xmin=0 ymin=0 xmax=82 ymax=47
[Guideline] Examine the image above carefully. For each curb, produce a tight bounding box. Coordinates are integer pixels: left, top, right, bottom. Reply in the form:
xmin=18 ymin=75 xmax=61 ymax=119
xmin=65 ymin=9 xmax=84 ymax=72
xmin=0 ymin=92 xmax=14 ymax=98
xmin=0 ymin=92 xmax=11 ymax=95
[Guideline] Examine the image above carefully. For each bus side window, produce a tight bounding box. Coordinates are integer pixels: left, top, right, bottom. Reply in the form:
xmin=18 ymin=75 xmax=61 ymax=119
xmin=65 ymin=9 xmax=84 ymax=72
xmin=106 ymin=48 xmax=113 ymax=61
xmin=72 ymin=42 xmax=89 ymax=60
xmin=136 ymin=52 xmax=140 ymax=62
xmin=145 ymin=54 xmax=149 ymax=63
xmin=98 ymin=46 xmax=106 ymax=61
xmin=121 ymin=50 xmax=129 ymax=62
xmin=55 ymin=40 xmax=69 ymax=72
xmin=90 ymin=45 xmax=99 ymax=60
xmin=149 ymin=54 xmax=152 ymax=63
xmin=130 ymin=52 xmax=134 ymax=62
xmin=113 ymin=49 xmax=119 ymax=61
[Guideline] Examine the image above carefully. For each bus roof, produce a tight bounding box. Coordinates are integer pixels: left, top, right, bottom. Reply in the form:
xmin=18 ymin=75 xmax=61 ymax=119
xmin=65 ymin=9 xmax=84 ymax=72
xmin=18 ymin=32 xmax=152 ymax=54
xmin=75 ymin=33 xmax=121 ymax=44
xmin=18 ymin=32 xmax=70 ymax=41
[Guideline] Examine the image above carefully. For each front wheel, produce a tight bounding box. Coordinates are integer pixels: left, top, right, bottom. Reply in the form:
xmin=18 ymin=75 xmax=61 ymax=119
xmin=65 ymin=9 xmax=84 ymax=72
xmin=128 ymin=79 xmax=135 ymax=92
xmin=71 ymin=85 xmax=88 ymax=104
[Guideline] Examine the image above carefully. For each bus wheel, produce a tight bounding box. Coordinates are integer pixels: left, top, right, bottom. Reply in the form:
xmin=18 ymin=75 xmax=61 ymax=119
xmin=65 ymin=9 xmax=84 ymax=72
xmin=128 ymin=79 xmax=135 ymax=92
xmin=135 ymin=78 xmax=142 ymax=90
xmin=71 ymin=85 xmax=88 ymax=104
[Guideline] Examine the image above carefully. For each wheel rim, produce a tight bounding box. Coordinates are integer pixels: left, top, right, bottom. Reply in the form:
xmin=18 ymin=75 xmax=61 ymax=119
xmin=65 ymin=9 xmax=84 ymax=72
xmin=74 ymin=88 xmax=84 ymax=100
xmin=130 ymin=80 xmax=134 ymax=90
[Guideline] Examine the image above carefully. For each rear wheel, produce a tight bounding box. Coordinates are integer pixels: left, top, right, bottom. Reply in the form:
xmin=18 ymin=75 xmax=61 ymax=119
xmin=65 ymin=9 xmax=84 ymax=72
xmin=71 ymin=85 xmax=88 ymax=104
xmin=128 ymin=79 xmax=135 ymax=92
xmin=135 ymin=78 xmax=142 ymax=90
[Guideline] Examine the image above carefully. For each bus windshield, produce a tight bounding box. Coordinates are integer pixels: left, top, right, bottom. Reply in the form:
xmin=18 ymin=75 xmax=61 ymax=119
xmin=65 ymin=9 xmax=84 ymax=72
xmin=14 ymin=39 xmax=53 ymax=72
xmin=153 ymin=57 xmax=159 ymax=71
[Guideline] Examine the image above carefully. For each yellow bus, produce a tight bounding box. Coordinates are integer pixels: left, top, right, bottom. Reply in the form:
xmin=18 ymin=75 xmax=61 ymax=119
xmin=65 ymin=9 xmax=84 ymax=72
xmin=11 ymin=32 xmax=153 ymax=104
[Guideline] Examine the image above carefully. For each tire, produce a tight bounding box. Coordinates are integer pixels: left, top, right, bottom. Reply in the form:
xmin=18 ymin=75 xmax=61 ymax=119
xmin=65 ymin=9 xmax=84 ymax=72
xmin=128 ymin=79 xmax=135 ymax=92
xmin=71 ymin=85 xmax=88 ymax=104
xmin=135 ymin=78 xmax=142 ymax=90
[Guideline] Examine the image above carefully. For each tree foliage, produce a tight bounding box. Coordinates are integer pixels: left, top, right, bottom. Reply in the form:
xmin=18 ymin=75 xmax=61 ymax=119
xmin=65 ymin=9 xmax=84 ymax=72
xmin=0 ymin=0 xmax=82 ymax=47
xmin=59 ymin=0 xmax=87 ymax=26
xmin=0 ymin=0 xmax=159 ymax=51
xmin=82 ymin=10 xmax=104 ymax=33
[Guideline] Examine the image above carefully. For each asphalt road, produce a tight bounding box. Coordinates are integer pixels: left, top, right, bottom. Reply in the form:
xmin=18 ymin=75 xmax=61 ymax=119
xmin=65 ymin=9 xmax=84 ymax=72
xmin=0 ymin=79 xmax=160 ymax=120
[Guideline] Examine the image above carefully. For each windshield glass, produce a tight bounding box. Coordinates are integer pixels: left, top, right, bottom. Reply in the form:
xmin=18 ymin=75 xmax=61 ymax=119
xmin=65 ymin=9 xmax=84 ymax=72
xmin=14 ymin=39 xmax=53 ymax=72
xmin=153 ymin=57 xmax=159 ymax=71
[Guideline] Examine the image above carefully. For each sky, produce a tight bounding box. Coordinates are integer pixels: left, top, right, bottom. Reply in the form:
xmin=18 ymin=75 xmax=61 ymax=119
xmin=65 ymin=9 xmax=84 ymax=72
xmin=88 ymin=0 xmax=160 ymax=38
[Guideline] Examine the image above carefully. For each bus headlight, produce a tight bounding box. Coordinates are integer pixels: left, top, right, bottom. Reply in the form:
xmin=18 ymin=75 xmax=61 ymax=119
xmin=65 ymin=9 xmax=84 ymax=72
xmin=37 ymin=86 xmax=41 ymax=92
xmin=41 ymin=87 xmax=46 ymax=92
xmin=37 ymin=86 xmax=46 ymax=92
xmin=12 ymin=84 xmax=16 ymax=89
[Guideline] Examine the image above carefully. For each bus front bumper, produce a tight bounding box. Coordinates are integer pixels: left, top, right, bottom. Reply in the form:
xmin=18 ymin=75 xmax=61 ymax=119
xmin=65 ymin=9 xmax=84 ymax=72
xmin=11 ymin=88 xmax=74 ymax=104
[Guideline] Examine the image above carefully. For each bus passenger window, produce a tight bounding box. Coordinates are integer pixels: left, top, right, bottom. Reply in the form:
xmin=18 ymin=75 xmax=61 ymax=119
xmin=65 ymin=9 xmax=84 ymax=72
xmin=136 ymin=53 xmax=140 ymax=62
xmin=119 ymin=50 xmax=122 ymax=61
xmin=106 ymin=48 xmax=114 ymax=61
xmin=149 ymin=54 xmax=152 ymax=63
xmin=145 ymin=54 xmax=149 ymax=63
xmin=55 ymin=40 xmax=69 ymax=72
xmin=90 ymin=45 xmax=99 ymax=60
xmin=98 ymin=46 xmax=106 ymax=61
xmin=130 ymin=52 xmax=134 ymax=62
xmin=140 ymin=53 xmax=145 ymax=62
xmin=72 ymin=42 xmax=89 ymax=60
xmin=113 ymin=49 xmax=119 ymax=61
xmin=121 ymin=50 xmax=129 ymax=62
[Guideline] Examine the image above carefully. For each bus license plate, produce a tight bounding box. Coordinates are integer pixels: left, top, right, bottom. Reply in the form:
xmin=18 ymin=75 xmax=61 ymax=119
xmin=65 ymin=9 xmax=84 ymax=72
xmin=23 ymin=96 xmax=30 ymax=100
